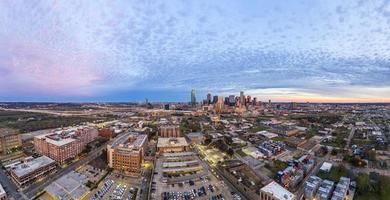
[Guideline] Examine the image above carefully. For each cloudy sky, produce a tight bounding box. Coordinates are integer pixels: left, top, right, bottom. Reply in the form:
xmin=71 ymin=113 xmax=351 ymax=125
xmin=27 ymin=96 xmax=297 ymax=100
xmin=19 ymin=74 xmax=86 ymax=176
xmin=1 ymin=0 xmax=390 ymax=102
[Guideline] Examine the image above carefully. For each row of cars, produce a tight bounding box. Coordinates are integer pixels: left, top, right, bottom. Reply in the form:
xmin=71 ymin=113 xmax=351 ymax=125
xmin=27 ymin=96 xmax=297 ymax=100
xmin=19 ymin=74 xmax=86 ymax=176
xmin=89 ymin=179 xmax=114 ymax=200
xmin=162 ymin=184 xmax=218 ymax=200
xmin=109 ymin=184 xmax=127 ymax=200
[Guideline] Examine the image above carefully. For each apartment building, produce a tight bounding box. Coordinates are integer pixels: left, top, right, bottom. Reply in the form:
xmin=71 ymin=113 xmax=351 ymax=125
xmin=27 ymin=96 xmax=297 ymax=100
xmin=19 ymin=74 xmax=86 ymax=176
xmin=34 ymin=126 xmax=98 ymax=164
xmin=0 ymin=128 xmax=22 ymax=155
xmin=107 ymin=133 xmax=147 ymax=175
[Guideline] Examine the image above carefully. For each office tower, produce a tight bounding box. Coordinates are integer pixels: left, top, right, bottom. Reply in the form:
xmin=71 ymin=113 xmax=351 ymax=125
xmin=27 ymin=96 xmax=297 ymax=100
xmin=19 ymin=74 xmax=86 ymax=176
xmin=206 ymin=93 xmax=211 ymax=104
xmin=240 ymin=91 xmax=245 ymax=105
xmin=228 ymin=95 xmax=236 ymax=106
xmin=212 ymin=95 xmax=218 ymax=104
xmin=253 ymin=97 xmax=257 ymax=106
xmin=214 ymin=96 xmax=225 ymax=113
xmin=224 ymin=97 xmax=229 ymax=105
xmin=246 ymin=95 xmax=251 ymax=105
xmin=190 ymin=89 xmax=196 ymax=106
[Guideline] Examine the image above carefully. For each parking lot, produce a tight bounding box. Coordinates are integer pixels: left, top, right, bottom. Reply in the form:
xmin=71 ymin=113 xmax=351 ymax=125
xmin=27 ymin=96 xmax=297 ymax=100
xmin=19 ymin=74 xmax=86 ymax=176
xmin=88 ymin=173 xmax=141 ymax=200
xmin=152 ymin=165 xmax=235 ymax=200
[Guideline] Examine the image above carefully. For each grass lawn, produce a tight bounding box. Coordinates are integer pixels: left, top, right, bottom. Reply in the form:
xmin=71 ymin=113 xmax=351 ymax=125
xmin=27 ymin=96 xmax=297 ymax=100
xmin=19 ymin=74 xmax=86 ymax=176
xmin=317 ymin=165 xmax=348 ymax=182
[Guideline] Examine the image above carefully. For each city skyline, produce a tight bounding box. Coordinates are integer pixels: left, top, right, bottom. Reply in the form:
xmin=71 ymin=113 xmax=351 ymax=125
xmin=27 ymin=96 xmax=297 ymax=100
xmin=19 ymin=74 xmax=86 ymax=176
xmin=1 ymin=1 xmax=390 ymax=103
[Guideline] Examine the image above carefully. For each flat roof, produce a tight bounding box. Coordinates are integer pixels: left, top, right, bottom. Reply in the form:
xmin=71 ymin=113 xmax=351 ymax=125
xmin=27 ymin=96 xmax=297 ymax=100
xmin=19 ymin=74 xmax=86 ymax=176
xmin=163 ymin=160 xmax=199 ymax=168
xmin=162 ymin=166 xmax=203 ymax=173
xmin=256 ymin=130 xmax=278 ymax=138
xmin=12 ymin=156 xmax=55 ymax=177
xmin=157 ymin=137 xmax=189 ymax=148
xmin=162 ymin=152 xmax=196 ymax=157
xmin=35 ymin=133 xmax=76 ymax=146
xmin=320 ymin=162 xmax=333 ymax=171
xmin=45 ymin=171 xmax=88 ymax=200
xmin=0 ymin=128 xmax=18 ymax=137
xmin=261 ymin=181 xmax=295 ymax=200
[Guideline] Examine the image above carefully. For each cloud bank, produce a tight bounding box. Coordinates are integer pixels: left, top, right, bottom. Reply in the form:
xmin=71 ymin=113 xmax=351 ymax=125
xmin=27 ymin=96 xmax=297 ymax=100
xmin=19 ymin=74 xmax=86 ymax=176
xmin=0 ymin=0 xmax=389 ymax=102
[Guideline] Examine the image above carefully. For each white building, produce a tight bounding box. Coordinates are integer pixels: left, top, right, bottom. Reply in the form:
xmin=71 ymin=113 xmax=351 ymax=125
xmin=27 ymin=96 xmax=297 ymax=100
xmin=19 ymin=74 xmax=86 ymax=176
xmin=259 ymin=181 xmax=296 ymax=200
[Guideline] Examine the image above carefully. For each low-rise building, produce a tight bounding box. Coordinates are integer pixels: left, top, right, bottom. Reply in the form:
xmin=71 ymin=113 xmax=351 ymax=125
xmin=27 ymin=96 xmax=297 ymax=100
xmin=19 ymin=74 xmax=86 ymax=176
xmin=107 ymin=132 xmax=147 ymax=175
xmin=0 ymin=128 xmax=22 ymax=155
xmin=45 ymin=171 xmax=89 ymax=200
xmin=316 ymin=180 xmax=334 ymax=200
xmin=10 ymin=156 xmax=57 ymax=188
xmin=331 ymin=177 xmax=350 ymax=200
xmin=157 ymin=137 xmax=189 ymax=154
xmin=304 ymin=176 xmax=322 ymax=200
xmin=259 ymin=181 xmax=296 ymax=200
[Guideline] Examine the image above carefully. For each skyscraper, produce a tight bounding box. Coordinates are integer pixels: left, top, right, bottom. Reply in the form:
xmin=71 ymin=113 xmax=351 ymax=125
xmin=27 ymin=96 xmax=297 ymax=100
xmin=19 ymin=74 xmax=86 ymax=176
xmin=240 ymin=91 xmax=245 ymax=106
xmin=190 ymin=89 xmax=196 ymax=106
xmin=206 ymin=93 xmax=211 ymax=104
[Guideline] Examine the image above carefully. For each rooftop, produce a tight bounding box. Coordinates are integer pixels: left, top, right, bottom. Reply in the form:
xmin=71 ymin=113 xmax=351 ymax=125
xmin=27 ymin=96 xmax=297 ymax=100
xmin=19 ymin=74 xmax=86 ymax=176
xmin=0 ymin=128 xmax=18 ymax=137
xmin=260 ymin=181 xmax=295 ymax=200
xmin=45 ymin=171 xmax=88 ymax=200
xmin=12 ymin=156 xmax=55 ymax=177
xmin=157 ymin=137 xmax=189 ymax=148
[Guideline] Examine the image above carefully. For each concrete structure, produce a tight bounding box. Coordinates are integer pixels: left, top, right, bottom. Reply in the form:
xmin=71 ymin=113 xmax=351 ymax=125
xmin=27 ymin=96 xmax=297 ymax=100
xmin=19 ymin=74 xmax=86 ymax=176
xmin=0 ymin=183 xmax=6 ymax=200
xmin=10 ymin=156 xmax=56 ymax=188
xmin=34 ymin=126 xmax=98 ymax=164
xmin=158 ymin=125 xmax=181 ymax=138
xmin=0 ymin=128 xmax=22 ymax=155
xmin=45 ymin=171 xmax=89 ymax=200
xmin=259 ymin=181 xmax=296 ymax=200
xmin=107 ymin=132 xmax=147 ymax=174
xmin=157 ymin=137 xmax=189 ymax=154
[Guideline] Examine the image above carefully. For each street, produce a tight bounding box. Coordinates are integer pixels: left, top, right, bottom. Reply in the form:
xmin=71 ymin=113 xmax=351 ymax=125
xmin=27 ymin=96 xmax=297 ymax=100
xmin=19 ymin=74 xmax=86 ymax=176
xmin=23 ymin=144 xmax=107 ymax=199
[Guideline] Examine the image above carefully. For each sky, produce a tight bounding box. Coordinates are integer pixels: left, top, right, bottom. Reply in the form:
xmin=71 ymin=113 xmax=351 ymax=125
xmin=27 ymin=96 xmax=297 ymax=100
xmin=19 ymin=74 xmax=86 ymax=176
xmin=0 ymin=0 xmax=390 ymax=103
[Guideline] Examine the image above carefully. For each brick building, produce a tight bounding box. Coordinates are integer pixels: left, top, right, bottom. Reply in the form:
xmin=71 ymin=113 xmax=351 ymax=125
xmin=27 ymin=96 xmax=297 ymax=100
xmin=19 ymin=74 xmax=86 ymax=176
xmin=34 ymin=126 xmax=98 ymax=164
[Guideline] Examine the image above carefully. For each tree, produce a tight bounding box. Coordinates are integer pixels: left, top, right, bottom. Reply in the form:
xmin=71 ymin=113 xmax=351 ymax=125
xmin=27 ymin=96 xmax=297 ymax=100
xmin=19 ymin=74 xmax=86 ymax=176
xmin=356 ymin=173 xmax=374 ymax=193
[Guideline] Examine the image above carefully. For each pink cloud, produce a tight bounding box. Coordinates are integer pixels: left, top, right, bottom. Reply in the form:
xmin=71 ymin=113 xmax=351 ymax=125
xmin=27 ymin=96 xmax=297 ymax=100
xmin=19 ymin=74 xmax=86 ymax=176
xmin=0 ymin=40 xmax=101 ymax=96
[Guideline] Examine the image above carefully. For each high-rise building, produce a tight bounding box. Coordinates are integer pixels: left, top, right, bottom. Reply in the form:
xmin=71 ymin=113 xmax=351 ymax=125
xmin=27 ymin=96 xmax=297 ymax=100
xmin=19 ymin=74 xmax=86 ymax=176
xmin=246 ymin=95 xmax=252 ymax=105
xmin=191 ymin=89 xmax=196 ymax=107
xmin=206 ymin=93 xmax=211 ymax=104
xmin=214 ymin=96 xmax=225 ymax=113
xmin=253 ymin=97 xmax=257 ymax=106
xmin=228 ymin=95 xmax=236 ymax=106
xmin=240 ymin=91 xmax=245 ymax=105
xmin=224 ymin=97 xmax=229 ymax=105
xmin=212 ymin=95 xmax=218 ymax=104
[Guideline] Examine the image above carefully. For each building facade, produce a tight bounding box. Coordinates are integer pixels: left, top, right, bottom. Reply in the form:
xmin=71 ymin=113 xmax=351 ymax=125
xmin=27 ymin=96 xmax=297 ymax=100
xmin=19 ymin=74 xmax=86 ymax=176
xmin=10 ymin=156 xmax=57 ymax=188
xmin=0 ymin=128 xmax=22 ymax=155
xmin=107 ymin=133 xmax=147 ymax=175
xmin=159 ymin=125 xmax=181 ymax=138
xmin=34 ymin=127 xmax=98 ymax=164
